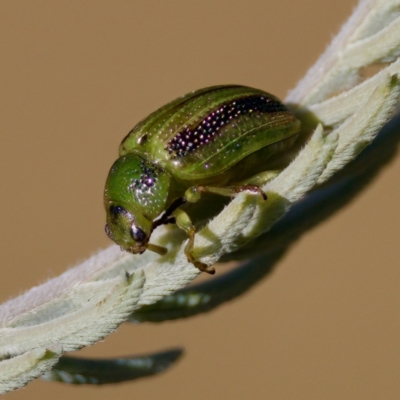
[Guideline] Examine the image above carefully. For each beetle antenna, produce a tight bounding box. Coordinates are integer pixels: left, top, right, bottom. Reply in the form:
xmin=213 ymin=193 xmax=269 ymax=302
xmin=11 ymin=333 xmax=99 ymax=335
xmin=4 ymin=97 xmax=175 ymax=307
xmin=147 ymin=243 xmax=168 ymax=256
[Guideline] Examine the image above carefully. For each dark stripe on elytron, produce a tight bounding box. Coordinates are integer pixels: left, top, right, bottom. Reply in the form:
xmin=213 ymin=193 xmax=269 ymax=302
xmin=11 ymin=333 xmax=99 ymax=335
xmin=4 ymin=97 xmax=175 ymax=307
xmin=166 ymin=95 xmax=287 ymax=158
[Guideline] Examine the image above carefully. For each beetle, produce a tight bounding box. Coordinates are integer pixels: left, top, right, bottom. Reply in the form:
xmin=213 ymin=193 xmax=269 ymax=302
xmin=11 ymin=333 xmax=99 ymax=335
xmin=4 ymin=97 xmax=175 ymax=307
xmin=104 ymin=85 xmax=300 ymax=274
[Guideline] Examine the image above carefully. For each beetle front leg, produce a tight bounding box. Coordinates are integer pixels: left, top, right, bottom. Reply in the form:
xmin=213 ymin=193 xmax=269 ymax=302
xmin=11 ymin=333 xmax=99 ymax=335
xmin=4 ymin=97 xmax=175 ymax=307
xmin=173 ymin=208 xmax=215 ymax=275
xmin=151 ymin=196 xmax=186 ymax=231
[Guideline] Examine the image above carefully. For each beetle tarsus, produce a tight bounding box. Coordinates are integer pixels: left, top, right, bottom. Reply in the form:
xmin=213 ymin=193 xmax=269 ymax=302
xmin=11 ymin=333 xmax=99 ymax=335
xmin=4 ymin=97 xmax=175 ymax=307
xmin=186 ymin=251 xmax=215 ymax=275
xmin=235 ymin=184 xmax=267 ymax=200
xmin=194 ymin=261 xmax=216 ymax=275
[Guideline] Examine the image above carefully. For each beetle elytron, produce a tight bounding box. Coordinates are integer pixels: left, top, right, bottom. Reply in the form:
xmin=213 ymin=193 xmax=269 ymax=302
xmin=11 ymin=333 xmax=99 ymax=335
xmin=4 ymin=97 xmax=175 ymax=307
xmin=104 ymin=85 xmax=300 ymax=274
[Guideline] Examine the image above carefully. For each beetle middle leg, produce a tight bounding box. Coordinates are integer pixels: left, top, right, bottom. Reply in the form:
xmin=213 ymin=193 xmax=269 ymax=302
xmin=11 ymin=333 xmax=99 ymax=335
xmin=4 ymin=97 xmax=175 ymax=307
xmin=173 ymin=208 xmax=216 ymax=274
xmin=150 ymin=196 xmax=215 ymax=273
xmin=179 ymin=184 xmax=267 ymax=273
xmin=152 ymin=184 xmax=267 ymax=274
xmin=184 ymin=184 xmax=267 ymax=202
xmin=237 ymin=169 xmax=281 ymax=187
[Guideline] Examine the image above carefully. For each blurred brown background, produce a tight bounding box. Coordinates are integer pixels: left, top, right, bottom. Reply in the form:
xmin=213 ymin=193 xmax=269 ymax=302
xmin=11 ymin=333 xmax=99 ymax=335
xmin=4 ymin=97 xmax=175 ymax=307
xmin=1 ymin=1 xmax=400 ymax=399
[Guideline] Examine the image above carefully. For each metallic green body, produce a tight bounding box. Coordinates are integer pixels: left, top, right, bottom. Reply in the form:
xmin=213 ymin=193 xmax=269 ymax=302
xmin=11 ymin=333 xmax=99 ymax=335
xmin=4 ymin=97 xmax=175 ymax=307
xmin=120 ymin=85 xmax=299 ymax=185
xmin=104 ymin=85 xmax=300 ymax=260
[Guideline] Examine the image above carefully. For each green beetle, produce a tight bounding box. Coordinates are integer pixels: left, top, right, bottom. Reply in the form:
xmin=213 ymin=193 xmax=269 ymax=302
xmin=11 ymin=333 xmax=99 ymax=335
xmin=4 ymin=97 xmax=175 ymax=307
xmin=104 ymin=85 xmax=300 ymax=273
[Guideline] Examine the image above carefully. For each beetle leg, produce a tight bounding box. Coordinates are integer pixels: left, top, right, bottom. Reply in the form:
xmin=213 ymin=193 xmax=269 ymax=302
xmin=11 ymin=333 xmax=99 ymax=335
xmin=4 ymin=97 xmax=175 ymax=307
xmin=237 ymin=169 xmax=281 ymax=187
xmin=151 ymin=197 xmax=187 ymax=230
xmin=230 ymin=184 xmax=267 ymax=200
xmin=184 ymin=185 xmax=267 ymax=201
xmin=173 ymin=208 xmax=215 ymax=275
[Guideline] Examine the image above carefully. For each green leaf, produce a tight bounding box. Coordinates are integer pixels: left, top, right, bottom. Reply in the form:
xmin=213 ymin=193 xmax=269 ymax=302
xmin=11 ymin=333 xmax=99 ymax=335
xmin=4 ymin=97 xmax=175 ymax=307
xmin=132 ymin=112 xmax=400 ymax=323
xmin=42 ymin=348 xmax=183 ymax=385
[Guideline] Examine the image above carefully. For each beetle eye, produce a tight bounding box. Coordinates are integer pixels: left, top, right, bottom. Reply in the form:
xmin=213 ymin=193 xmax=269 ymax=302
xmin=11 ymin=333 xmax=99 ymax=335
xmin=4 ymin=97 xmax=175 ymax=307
xmin=130 ymin=225 xmax=147 ymax=243
xmin=105 ymin=224 xmax=112 ymax=238
xmin=109 ymin=205 xmax=127 ymax=218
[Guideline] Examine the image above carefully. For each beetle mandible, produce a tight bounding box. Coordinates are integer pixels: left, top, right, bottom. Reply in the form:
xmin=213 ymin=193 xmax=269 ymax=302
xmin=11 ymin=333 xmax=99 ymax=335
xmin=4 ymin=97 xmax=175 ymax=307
xmin=104 ymin=85 xmax=300 ymax=274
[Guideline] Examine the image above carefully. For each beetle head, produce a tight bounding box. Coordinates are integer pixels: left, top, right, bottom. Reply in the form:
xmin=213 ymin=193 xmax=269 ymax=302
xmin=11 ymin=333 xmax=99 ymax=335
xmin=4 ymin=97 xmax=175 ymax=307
xmin=104 ymin=153 xmax=170 ymax=256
